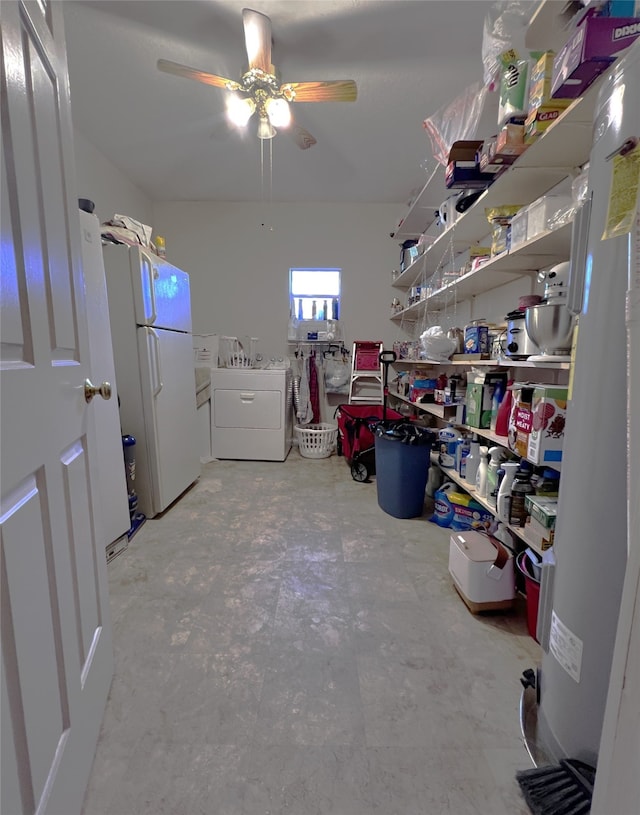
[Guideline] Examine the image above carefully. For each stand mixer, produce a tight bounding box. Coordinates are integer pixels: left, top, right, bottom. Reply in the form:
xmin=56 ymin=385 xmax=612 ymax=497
xmin=525 ymin=261 xmax=575 ymax=361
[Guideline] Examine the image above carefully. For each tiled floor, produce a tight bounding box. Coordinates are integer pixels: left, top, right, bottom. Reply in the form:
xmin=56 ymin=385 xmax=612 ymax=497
xmin=82 ymin=453 xmax=541 ymax=814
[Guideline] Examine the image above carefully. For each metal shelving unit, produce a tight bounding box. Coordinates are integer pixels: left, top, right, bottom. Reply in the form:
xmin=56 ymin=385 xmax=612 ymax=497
xmin=389 ymin=79 xmax=600 ymax=316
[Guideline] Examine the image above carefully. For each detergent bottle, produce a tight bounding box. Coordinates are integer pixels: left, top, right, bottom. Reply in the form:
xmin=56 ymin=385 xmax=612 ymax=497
xmin=438 ymin=423 xmax=461 ymax=469
xmin=475 ymin=446 xmax=490 ymax=498
xmin=464 ymin=438 xmax=481 ymax=485
xmin=497 ymin=461 xmax=520 ymax=521
xmin=486 ymin=446 xmax=507 ymax=508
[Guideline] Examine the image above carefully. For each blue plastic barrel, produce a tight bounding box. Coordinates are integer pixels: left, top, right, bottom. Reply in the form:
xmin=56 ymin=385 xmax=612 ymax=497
xmin=374 ymin=424 xmax=433 ymax=519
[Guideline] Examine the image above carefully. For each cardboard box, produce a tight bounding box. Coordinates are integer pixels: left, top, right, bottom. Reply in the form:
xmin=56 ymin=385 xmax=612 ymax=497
xmin=524 ymin=102 xmax=573 ymax=143
xmin=465 ymin=373 xmax=507 ymax=429
xmin=465 ymin=383 xmax=493 ymax=428
xmin=507 ymin=384 xmax=534 ymax=458
xmin=494 ymin=123 xmax=526 ymax=156
xmin=445 ymin=140 xmax=494 ymax=189
xmin=525 ymin=494 xmax=558 ymax=529
xmin=528 ymin=51 xmax=557 ymax=112
xmin=524 ymin=516 xmax=555 ymax=550
xmin=527 ymin=385 xmax=568 ymax=465
xmin=551 ymin=13 xmax=640 ymax=99
xmin=464 ymin=324 xmax=490 ymax=354
xmin=432 ymin=487 xmax=494 ymax=532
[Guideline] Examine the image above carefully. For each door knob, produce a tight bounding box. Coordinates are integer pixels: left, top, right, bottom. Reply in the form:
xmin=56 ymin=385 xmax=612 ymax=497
xmin=84 ymin=378 xmax=112 ymax=403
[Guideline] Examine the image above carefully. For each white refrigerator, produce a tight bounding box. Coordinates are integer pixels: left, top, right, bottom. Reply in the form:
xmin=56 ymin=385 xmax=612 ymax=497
xmin=103 ymin=244 xmax=200 ymax=518
xmin=535 ymin=39 xmax=640 ymax=766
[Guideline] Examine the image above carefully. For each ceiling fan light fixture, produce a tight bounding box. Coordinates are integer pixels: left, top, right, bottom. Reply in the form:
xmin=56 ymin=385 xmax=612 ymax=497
xmin=226 ymin=94 xmax=255 ymax=126
xmin=257 ymin=116 xmax=276 ymax=140
xmin=265 ymin=96 xmax=291 ymax=128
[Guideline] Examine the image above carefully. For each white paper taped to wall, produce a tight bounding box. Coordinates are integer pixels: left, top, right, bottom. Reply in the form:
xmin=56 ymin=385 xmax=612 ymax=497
xmin=549 ymin=610 xmax=584 ymax=683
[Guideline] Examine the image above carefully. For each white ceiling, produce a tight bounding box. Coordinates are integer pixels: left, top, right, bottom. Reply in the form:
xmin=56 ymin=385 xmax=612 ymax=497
xmin=63 ymin=1 xmax=535 ymax=207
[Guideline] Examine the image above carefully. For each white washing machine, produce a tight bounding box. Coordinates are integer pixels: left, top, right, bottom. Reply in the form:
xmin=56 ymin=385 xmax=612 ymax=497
xmin=211 ymin=366 xmax=293 ymax=461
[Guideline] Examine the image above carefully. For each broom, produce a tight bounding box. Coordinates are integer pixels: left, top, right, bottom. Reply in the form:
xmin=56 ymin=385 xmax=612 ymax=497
xmin=516 ymin=758 xmax=596 ymax=815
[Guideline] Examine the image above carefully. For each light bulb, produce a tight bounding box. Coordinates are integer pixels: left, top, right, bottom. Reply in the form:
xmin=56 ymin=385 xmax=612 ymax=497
xmin=265 ymin=97 xmax=291 ymax=128
xmin=257 ymin=116 xmax=276 ymax=140
xmin=226 ymin=94 xmax=255 ymax=127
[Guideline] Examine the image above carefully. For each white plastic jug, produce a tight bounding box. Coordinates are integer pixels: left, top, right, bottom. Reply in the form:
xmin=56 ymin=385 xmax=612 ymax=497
xmin=438 ymin=423 xmax=461 ymax=469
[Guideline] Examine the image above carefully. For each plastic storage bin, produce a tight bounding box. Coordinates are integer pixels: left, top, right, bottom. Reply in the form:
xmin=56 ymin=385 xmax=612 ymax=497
xmin=510 ymin=208 xmax=528 ymax=250
xmin=517 ymin=551 xmax=541 ymax=642
xmin=374 ymin=424 xmax=434 ymax=518
xmin=526 ymin=194 xmax=573 ymax=240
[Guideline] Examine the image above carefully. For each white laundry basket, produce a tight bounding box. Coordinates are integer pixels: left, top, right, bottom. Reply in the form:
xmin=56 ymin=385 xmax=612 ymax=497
xmin=294 ymin=423 xmax=338 ymax=459
xmin=220 ymin=336 xmax=258 ymax=368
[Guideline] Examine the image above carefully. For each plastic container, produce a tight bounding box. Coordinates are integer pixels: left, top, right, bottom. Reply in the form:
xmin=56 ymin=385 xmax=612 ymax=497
xmin=497 ymin=461 xmax=520 ymax=522
xmin=536 ymin=468 xmax=560 ymax=497
xmin=517 ymin=551 xmax=541 ymax=642
xmin=464 ymin=440 xmax=481 ymax=485
xmin=219 ymin=336 xmax=258 ymax=368
xmin=486 ymin=446 xmax=506 ymax=508
xmin=374 ymin=424 xmax=433 ymax=519
xmin=438 ymin=422 xmax=462 ymax=469
xmin=495 ymin=381 xmax=514 ymax=437
xmin=475 ymin=446 xmax=490 ymax=498
xmin=155 ymin=235 xmax=166 ymax=258
xmin=509 ymin=468 xmax=535 ymax=527
xmin=295 ymin=423 xmax=338 ymax=459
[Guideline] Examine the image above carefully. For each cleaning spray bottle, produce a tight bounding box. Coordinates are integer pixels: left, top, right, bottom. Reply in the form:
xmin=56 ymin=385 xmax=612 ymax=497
xmin=497 ymin=460 xmax=520 ymax=522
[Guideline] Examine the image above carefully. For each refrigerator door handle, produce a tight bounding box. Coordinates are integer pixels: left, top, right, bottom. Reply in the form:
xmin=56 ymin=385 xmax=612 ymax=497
xmin=567 ymin=193 xmax=593 ymax=316
xmin=148 ymin=328 xmax=164 ymax=396
xmin=141 ymin=252 xmax=158 ymax=325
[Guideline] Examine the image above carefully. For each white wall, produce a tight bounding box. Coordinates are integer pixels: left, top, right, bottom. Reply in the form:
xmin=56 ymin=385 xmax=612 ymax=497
xmin=70 ymin=128 xmax=544 ymax=366
xmin=73 ymin=128 xmax=153 ymax=227
xmin=152 ymin=201 xmax=400 ymax=361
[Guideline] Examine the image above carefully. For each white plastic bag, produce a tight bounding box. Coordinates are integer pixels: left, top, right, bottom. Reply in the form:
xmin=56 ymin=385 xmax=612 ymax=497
xmin=420 ymin=326 xmax=456 ymax=362
xmin=324 ymin=356 xmax=349 ymax=394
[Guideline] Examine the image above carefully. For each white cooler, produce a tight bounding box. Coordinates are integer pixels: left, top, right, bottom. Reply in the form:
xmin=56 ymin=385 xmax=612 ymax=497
xmin=448 ymin=531 xmax=515 ymax=613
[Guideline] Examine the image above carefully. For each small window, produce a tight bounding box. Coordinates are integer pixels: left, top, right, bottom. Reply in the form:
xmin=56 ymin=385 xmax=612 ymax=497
xmin=290 ymin=268 xmax=341 ymax=320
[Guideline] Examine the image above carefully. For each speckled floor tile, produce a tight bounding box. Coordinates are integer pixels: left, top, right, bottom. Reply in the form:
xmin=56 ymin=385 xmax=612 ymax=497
xmin=83 ymin=453 xmax=540 ymax=815
xmin=242 ymin=745 xmax=374 ymax=815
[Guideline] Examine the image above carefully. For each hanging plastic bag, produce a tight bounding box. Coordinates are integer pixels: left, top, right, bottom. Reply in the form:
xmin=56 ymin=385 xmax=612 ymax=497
xmin=324 ymin=356 xmax=350 ymax=394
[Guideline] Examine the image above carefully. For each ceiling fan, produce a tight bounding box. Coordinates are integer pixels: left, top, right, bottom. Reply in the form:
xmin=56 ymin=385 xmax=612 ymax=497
xmin=157 ymin=7 xmax=357 ymax=149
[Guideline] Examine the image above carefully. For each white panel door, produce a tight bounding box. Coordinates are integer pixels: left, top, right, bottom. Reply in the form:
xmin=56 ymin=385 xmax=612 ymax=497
xmin=1 ymin=3 xmax=113 ymax=814
xmin=79 ymin=210 xmax=130 ymax=545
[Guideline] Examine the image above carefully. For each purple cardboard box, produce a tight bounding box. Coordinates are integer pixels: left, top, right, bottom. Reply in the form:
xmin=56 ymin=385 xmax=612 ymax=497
xmin=551 ymin=14 xmax=640 ymax=98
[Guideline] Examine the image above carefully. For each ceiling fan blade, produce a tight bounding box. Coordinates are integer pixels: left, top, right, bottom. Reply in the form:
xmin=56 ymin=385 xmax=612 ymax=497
xmin=157 ymin=59 xmax=240 ymax=91
xmin=289 ymin=125 xmax=317 ymax=150
xmin=242 ymin=8 xmax=272 ymax=73
xmin=282 ymin=80 xmax=357 ymax=103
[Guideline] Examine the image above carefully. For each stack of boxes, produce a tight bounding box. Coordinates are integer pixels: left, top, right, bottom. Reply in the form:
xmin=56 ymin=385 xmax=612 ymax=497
xmin=524 ymin=51 xmax=572 ymax=143
xmin=525 ymin=495 xmax=557 ymax=550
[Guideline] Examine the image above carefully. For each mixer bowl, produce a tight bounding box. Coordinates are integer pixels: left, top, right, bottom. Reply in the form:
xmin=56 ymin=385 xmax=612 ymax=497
xmin=525 ymin=303 xmax=575 ymax=355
